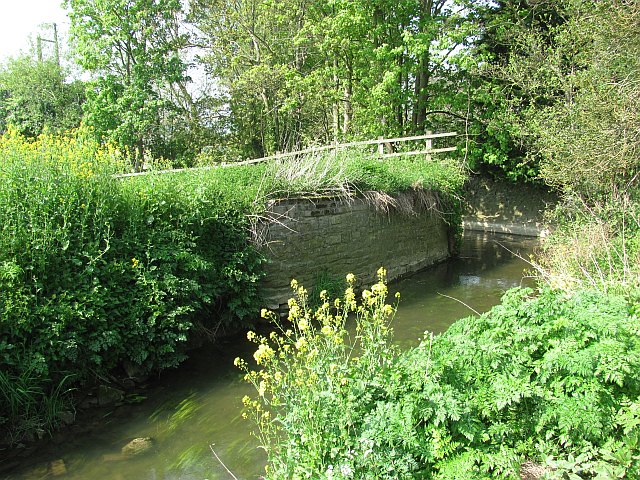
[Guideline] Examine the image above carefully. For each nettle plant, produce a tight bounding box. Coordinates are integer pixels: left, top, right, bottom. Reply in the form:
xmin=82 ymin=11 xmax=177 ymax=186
xmin=237 ymin=268 xmax=409 ymax=479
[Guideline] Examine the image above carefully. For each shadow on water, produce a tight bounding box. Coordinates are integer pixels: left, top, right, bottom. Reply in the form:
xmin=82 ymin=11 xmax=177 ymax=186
xmin=4 ymin=230 xmax=539 ymax=480
xmin=391 ymin=231 xmax=539 ymax=346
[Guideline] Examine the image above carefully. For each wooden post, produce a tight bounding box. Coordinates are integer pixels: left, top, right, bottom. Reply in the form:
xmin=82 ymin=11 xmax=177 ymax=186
xmin=425 ymin=130 xmax=432 ymax=161
xmin=53 ymin=23 xmax=60 ymax=66
xmin=378 ymin=136 xmax=384 ymax=157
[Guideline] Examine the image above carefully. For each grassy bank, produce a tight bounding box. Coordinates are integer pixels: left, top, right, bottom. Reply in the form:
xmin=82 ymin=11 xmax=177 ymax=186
xmin=0 ymin=128 xmax=465 ymax=443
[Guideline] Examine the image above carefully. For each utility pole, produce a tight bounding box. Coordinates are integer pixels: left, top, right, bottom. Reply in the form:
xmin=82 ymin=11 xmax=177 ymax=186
xmin=36 ymin=23 xmax=60 ymax=66
xmin=37 ymin=35 xmax=42 ymax=62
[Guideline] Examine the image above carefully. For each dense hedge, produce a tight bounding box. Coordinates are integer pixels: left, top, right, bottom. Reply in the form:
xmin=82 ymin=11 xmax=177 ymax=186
xmin=0 ymin=130 xmax=266 ymax=440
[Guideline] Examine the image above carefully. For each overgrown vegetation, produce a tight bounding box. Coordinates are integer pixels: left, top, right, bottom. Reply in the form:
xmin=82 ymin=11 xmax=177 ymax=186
xmin=236 ymin=3 xmax=640 ymax=477
xmin=241 ymin=275 xmax=640 ymax=479
xmin=0 ymin=128 xmax=265 ymax=441
xmin=0 ymin=127 xmax=463 ymax=444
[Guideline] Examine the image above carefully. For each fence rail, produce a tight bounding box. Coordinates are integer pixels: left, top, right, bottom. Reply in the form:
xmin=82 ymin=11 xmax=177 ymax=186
xmin=117 ymin=131 xmax=458 ymax=178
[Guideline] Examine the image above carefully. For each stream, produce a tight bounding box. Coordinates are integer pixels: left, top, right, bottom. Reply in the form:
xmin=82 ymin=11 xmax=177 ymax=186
xmin=5 ymin=230 xmax=539 ymax=480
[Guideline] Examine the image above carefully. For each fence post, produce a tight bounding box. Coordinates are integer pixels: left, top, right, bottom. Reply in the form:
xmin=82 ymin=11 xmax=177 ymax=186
xmin=425 ymin=130 xmax=433 ymax=161
xmin=377 ymin=136 xmax=384 ymax=156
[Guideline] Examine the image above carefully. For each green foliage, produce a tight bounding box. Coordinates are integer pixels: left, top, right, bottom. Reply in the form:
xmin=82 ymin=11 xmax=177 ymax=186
xmin=66 ymin=0 xmax=190 ymax=166
xmin=192 ymin=0 xmax=477 ymax=156
xmin=526 ymin=2 xmax=640 ymax=199
xmin=471 ymin=0 xmax=640 ymax=193
xmin=0 ymin=56 xmax=84 ymax=137
xmin=0 ymin=369 xmax=74 ymax=444
xmin=242 ymin=277 xmax=640 ymax=478
xmin=308 ymin=272 xmax=347 ymax=310
xmin=0 ymin=129 xmax=265 ymax=442
xmin=405 ymin=287 xmax=640 ymax=479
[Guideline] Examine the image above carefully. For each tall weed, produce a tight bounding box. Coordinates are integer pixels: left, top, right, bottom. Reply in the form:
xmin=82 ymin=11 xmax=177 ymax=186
xmin=241 ymin=281 xmax=640 ymax=479
xmin=535 ymin=192 xmax=640 ymax=294
xmin=238 ymin=269 xmax=407 ymax=478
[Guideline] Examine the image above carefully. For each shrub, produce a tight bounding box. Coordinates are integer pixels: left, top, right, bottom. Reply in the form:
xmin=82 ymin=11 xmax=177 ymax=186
xmin=0 ymin=128 xmax=265 ymax=441
xmin=241 ymin=279 xmax=640 ymax=479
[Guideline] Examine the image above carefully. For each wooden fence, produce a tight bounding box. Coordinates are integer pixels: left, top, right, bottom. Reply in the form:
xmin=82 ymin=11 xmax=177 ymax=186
xmin=118 ymin=131 xmax=457 ymax=178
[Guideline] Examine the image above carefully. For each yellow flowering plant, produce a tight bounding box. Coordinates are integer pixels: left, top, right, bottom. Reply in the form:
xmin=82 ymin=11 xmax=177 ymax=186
xmin=237 ymin=268 xmax=402 ymax=479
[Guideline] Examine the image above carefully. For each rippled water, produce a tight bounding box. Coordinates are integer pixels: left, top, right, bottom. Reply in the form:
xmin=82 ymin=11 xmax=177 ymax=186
xmin=6 ymin=230 xmax=539 ymax=480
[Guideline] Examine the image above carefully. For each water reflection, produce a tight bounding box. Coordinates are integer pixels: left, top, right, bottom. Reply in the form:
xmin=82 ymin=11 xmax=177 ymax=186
xmin=391 ymin=231 xmax=538 ymax=346
xmin=5 ymin=230 xmax=538 ymax=480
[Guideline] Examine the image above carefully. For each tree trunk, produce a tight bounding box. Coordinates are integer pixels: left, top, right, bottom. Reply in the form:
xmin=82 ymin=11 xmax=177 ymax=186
xmin=332 ymin=55 xmax=340 ymax=142
xmin=342 ymin=57 xmax=352 ymax=135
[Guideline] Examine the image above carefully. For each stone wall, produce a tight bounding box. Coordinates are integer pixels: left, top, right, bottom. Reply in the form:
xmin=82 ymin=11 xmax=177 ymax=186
xmin=463 ymin=175 xmax=557 ymax=237
xmin=256 ymin=193 xmax=452 ymax=309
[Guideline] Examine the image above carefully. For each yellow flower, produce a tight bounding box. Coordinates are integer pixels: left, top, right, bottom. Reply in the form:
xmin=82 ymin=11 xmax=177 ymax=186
xmin=258 ymin=380 xmax=267 ymax=397
xmin=290 ymin=279 xmax=299 ymax=290
xmin=298 ymin=318 xmax=309 ymax=331
xmin=247 ymin=330 xmax=257 ymax=341
xmin=288 ymin=305 xmax=301 ymax=320
xmin=253 ymin=343 xmax=275 ymax=365
xmin=131 ymin=257 xmax=140 ymax=268
xmin=321 ymin=325 xmax=332 ymax=336
xmin=346 ymin=273 xmax=355 ymax=283
xmin=261 ymin=308 xmax=269 ymax=318
xmin=295 ymin=337 xmax=307 ymax=350
xmin=345 ymin=287 xmax=355 ymax=303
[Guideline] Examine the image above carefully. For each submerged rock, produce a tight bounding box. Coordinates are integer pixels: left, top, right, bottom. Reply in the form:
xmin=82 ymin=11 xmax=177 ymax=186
xmin=121 ymin=437 xmax=154 ymax=457
xmin=98 ymin=385 xmax=125 ymax=406
xmin=49 ymin=459 xmax=67 ymax=476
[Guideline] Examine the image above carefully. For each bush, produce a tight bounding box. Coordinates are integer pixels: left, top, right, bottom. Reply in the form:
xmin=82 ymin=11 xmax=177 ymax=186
xmin=535 ymin=193 xmax=640 ymax=295
xmin=241 ymin=278 xmax=640 ymax=479
xmin=0 ymin=128 xmax=265 ymax=440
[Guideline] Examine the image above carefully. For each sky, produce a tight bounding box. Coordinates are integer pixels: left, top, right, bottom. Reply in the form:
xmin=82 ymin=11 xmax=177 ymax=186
xmin=0 ymin=0 xmax=69 ymax=62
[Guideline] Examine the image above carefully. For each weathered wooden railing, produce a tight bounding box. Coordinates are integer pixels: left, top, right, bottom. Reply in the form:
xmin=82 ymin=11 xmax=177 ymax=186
xmin=118 ymin=132 xmax=458 ymax=178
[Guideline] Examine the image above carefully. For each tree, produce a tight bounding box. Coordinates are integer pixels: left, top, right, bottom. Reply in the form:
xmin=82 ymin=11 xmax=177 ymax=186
xmin=65 ymin=0 xmax=190 ymax=169
xmin=0 ymin=56 xmax=85 ymax=137
xmin=527 ymin=1 xmax=640 ymax=198
xmin=191 ymin=0 xmax=477 ymax=157
xmin=472 ymin=0 xmax=640 ymax=195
